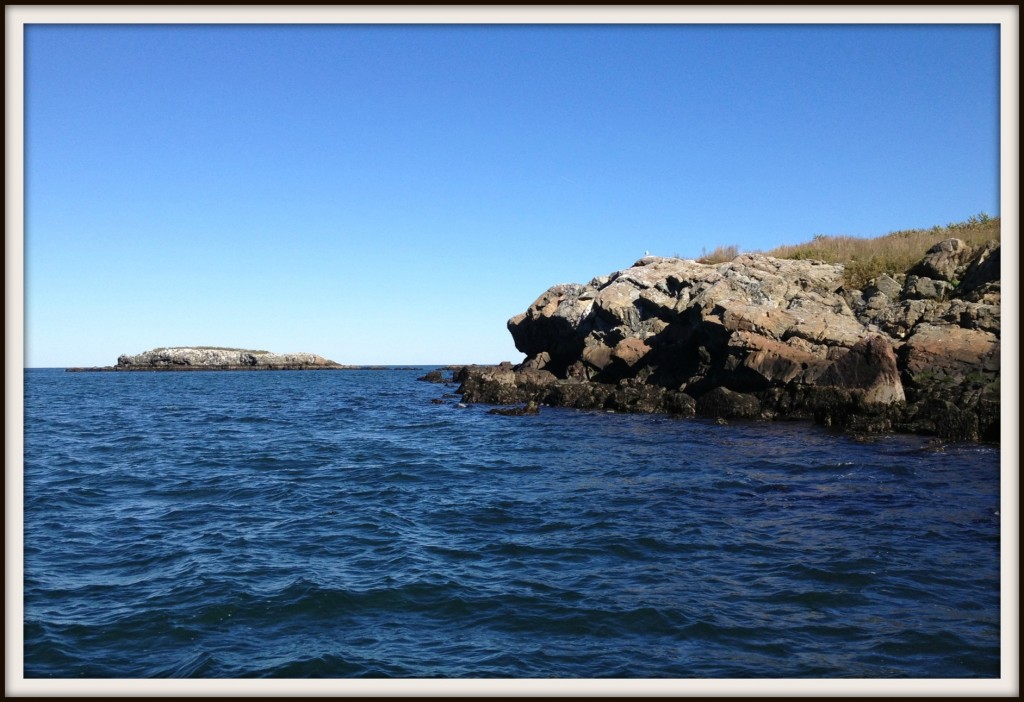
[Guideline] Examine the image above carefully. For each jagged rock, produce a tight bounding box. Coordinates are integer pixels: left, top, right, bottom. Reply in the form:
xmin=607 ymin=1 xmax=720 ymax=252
xmin=547 ymin=379 xmax=615 ymax=409
xmin=611 ymin=337 xmax=650 ymax=367
xmin=782 ymin=292 xmax=868 ymax=348
xmin=864 ymin=273 xmax=903 ymax=300
xmin=903 ymin=275 xmax=953 ymax=301
xmin=507 ymin=284 xmax=593 ymax=369
xmin=724 ymin=332 xmax=823 ymax=390
xmin=456 ymin=362 xmax=557 ymax=405
xmin=943 ymin=299 xmax=1001 ymax=335
xmin=907 ymin=238 xmax=973 ymax=282
xmin=862 ymin=293 xmax=890 ymax=311
xmin=518 ymin=351 xmax=551 ymax=372
xmin=956 ymin=240 xmax=1000 ymax=302
xmin=663 ymin=390 xmax=698 ymax=416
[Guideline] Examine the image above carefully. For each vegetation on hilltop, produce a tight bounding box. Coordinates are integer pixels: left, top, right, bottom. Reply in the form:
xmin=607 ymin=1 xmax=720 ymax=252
xmin=150 ymin=346 xmax=272 ymax=354
xmin=697 ymin=213 xmax=1000 ymax=289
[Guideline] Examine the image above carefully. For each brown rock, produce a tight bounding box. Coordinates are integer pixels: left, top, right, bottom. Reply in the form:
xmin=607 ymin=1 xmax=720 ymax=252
xmin=611 ymin=337 xmax=650 ymax=367
xmin=728 ymin=331 xmax=823 ymax=388
xmin=816 ymin=335 xmax=905 ymax=406
xmin=901 ymin=324 xmax=1000 ymax=383
xmin=581 ymin=341 xmax=614 ymax=371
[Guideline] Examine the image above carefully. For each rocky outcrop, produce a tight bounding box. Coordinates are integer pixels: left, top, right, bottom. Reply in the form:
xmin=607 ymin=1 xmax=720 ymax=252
xmin=69 ymin=347 xmax=347 ymax=371
xmin=458 ymin=238 xmax=1001 ymax=441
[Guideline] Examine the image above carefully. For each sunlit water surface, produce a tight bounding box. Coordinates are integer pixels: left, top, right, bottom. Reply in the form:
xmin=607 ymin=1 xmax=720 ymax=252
xmin=23 ymin=369 xmax=1000 ymax=678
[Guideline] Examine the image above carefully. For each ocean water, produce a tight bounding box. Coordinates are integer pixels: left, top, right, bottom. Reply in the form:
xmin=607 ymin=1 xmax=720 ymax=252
xmin=22 ymin=368 xmax=1001 ymax=678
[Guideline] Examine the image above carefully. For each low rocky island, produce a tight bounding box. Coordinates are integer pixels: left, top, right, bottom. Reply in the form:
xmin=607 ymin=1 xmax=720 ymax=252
xmin=450 ymin=235 xmax=1001 ymax=442
xmin=67 ymin=347 xmax=348 ymax=372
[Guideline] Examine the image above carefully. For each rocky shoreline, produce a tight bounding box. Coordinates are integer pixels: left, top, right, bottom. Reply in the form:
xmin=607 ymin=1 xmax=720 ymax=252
xmin=443 ymin=237 xmax=1000 ymax=442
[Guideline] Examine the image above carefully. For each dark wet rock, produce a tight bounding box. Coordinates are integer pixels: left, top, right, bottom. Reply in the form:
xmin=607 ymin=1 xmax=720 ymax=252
xmin=488 ymin=401 xmax=540 ymax=416
xmin=663 ymin=390 xmax=698 ymax=417
xmin=417 ymin=370 xmax=447 ymax=383
xmin=606 ymin=382 xmax=671 ymax=414
xmin=695 ymin=387 xmax=761 ymax=419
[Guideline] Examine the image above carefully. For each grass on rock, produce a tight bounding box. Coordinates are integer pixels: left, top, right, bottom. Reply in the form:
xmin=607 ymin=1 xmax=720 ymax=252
xmin=695 ymin=213 xmax=1000 ymax=289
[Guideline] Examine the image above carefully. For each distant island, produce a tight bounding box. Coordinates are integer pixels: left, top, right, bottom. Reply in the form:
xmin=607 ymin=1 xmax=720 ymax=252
xmin=67 ymin=346 xmax=349 ymax=372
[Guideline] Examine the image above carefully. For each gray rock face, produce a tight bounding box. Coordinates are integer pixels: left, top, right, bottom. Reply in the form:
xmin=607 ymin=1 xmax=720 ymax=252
xmin=461 ymin=239 xmax=1001 ymax=441
xmin=864 ymin=273 xmax=903 ymax=300
xmin=902 ymin=275 xmax=954 ymax=301
xmin=907 ymin=238 xmax=974 ymax=282
xmin=113 ymin=347 xmax=345 ymax=370
xmin=956 ymin=240 xmax=1000 ymax=302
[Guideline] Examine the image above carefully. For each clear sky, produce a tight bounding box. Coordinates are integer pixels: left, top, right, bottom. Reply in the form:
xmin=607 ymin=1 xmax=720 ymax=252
xmin=22 ymin=18 xmax=1002 ymax=368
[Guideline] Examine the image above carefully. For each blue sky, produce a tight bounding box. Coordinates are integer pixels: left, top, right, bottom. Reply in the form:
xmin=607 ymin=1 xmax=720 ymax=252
xmin=23 ymin=21 xmax=1001 ymax=367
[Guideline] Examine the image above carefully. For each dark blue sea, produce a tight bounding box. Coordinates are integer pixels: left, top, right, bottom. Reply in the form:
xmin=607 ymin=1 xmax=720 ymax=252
xmin=22 ymin=368 xmax=1001 ymax=679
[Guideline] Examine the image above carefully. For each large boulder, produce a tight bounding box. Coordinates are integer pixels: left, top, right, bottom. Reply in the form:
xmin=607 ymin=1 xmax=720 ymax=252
xmin=900 ymin=324 xmax=1000 ymax=384
xmin=815 ymin=335 xmax=905 ymax=406
xmin=902 ymin=275 xmax=954 ymax=301
xmin=907 ymin=238 xmax=974 ymax=282
xmin=507 ymin=284 xmax=593 ymax=372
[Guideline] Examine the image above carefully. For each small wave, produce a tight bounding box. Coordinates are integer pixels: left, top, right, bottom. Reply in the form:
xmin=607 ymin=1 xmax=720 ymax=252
xmin=756 ymin=588 xmax=873 ymax=608
xmin=784 ymin=563 xmax=881 ymax=588
xmin=259 ymin=653 xmax=366 ymax=678
xmin=710 ymin=479 xmax=751 ymax=491
xmin=753 ymin=483 xmax=793 ymax=494
xmin=237 ymin=415 xmax=273 ymax=424
xmin=160 ymin=651 xmax=219 ymax=678
xmin=423 ymin=544 xmax=482 ymax=560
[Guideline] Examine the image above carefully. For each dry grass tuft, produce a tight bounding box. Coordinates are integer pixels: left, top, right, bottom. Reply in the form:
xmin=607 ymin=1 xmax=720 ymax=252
xmin=696 ymin=244 xmax=740 ymax=264
xmin=696 ymin=214 xmax=1000 ymax=289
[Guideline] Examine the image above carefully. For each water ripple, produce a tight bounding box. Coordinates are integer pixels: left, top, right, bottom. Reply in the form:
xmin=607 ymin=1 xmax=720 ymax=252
xmin=22 ymin=368 xmax=1001 ymax=678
